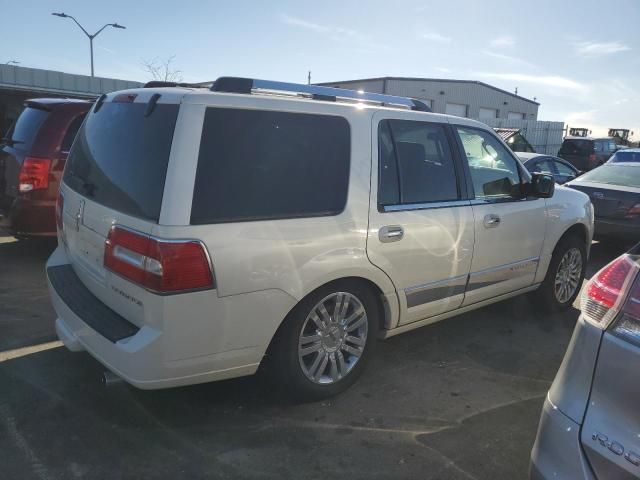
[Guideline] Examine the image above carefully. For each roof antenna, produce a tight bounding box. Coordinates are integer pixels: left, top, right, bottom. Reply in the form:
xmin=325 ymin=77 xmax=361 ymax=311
xmin=307 ymin=70 xmax=311 ymax=85
xmin=515 ymin=87 xmax=518 ymax=96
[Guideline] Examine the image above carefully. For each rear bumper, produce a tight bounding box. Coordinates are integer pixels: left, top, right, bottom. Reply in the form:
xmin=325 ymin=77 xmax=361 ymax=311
xmin=46 ymin=246 xmax=297 ymax=389
xmin=594 ymin=218 xmax=640 ymax=241
xmin=530 ymin=397 xmax=595 ymax=480
xmin=0 ymin=197 xmax=56 ymax=236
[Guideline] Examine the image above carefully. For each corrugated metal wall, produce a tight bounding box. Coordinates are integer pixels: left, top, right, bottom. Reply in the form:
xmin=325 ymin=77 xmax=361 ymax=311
xmin=0 ymin=64 xmax=142 ymax=97
xmin=482 ymin=119 xmax=565 ymax=155
xmin=322 ymin=78 xmax=539 ymax=120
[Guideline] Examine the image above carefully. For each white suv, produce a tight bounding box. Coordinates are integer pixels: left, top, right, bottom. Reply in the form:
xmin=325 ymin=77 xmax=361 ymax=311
xmin=47 ymin=78 xmax=593 ymax=400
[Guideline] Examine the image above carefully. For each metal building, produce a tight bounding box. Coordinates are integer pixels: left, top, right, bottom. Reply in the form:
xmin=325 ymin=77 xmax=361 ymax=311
xmin=318 ymin=77 xmax=539 ymax=121
xmin=0 ymin=64 xmax=142 ymax=135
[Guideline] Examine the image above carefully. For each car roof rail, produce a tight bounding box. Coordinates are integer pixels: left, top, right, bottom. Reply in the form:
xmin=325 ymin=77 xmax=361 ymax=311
xmin=143 ymin=81 xmax=209 ymax=89
xmin=210 ymin=77 xmax=432 ymax=112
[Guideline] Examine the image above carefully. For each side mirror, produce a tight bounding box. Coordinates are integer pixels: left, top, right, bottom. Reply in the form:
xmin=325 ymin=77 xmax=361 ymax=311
xmin=529 ymin=172 xmax=555 ymax=198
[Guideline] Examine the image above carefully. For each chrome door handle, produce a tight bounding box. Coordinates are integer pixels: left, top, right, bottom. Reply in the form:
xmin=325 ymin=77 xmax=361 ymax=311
xmin=379 ymin=225 xmax=404 ymax=243
xmin=483 ymin=214 xmax=501 ymax=228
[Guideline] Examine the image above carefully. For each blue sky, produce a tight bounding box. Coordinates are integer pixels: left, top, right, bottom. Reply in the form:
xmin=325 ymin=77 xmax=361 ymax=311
xmin=2 ymin=0 xmax=639 ymax=136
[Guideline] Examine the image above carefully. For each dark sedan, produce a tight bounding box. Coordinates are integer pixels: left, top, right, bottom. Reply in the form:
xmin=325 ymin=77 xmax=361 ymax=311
xmin=516 ymin=152 xmax=581 ymax=184
xmin=566 ymin=162 xmax=640 ymax=242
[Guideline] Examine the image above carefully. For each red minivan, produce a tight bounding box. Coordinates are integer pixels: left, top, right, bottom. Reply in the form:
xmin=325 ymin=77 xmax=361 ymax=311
xmin=0 ymin=98 xmax=92 ymax=237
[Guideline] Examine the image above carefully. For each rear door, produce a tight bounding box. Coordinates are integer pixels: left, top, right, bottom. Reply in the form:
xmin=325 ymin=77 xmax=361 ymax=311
xmin=59 ymin=89 xmax=185 ymax=328
xmin=0 ymin=105 xmax=49 ymax=213
xmin=366 ymin=113 xmax=475 ymax=325
xmin=452 ymin=125 xmax=546 ymax=305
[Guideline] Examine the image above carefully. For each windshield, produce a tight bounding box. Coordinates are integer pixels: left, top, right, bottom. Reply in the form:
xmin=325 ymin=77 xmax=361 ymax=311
xmin=576 ymin=164 xmax=640 ymax=188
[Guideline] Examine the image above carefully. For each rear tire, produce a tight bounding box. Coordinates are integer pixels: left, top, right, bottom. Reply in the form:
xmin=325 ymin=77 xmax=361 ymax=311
xmin=533 ymin=235 xmax=586 ymax=312
xmin=266 ymin=280 xmax=380 ymax=402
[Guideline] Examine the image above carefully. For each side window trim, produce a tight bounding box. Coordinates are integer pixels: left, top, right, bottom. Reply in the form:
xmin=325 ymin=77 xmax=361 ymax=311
xmin=450 ymin=123 xmax=530 ymax=204
xmin=376 ymin=118 xmax=466 ymax=212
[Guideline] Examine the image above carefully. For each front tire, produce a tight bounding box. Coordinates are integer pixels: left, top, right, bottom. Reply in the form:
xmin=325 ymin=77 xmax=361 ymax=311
xmin=267 ymin=281 xmax=380 ymax=402
xmin=533 ymin=235 xmax=586 ymax=312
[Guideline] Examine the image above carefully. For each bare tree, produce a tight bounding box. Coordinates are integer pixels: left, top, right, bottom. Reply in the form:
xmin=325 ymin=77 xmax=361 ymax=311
xmin=141 ymin=55 xmax=183 ymax=82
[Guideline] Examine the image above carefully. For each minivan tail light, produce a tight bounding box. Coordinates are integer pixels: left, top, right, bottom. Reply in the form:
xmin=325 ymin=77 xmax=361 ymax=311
xmin=628 ymin=203 xmax=640 ymax=216
xmin=582 ymin=255 xmax=638 ymax=328
xmin=19 ymin=157 xmax=51 ymax=193
xmin=588 ymin=154 xmax=597 ymax=168
xmin=104 ymin=226 xmax=214 ymax=293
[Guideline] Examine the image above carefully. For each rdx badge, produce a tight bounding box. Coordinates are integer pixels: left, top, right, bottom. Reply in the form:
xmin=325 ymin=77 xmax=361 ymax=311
xmin=593 ymin=432 xmax=640 ymax=467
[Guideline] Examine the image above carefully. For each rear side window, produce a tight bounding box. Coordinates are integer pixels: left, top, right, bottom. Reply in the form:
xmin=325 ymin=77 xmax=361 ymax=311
xmin=378 ymin=119 xmax=458 ymax=206
xmin=561 ymin=139 xmax=593 ymax=155
xmin=64 ymin=102 xmax=179 ymax=221
xmin=191 ymin=108 xmax=350 ymax=224
xmin=61 ymin=114 xmax=86 ymax=152
xmin=6 ymin=107 xmax=49 ymax=151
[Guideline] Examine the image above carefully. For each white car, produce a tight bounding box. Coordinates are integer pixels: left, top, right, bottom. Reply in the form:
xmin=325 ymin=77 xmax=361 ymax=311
xmin=47 ymin=78 xmax=594 ymax=400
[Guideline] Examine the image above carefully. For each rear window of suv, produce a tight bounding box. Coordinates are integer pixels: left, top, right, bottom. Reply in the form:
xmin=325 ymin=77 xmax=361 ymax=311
xmin=64 ymin=101 xmax=179 ymax=221
xmin=6 ymin=106 xmax=49 ymax=151
xmin=560 ymin=139 xmax=593 ymax=155
xmin=191 ymin=108 xmax=350 ymax=224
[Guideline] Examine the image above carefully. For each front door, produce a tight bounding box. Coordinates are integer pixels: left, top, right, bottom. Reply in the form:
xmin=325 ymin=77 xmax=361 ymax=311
xmin=452 ymin=125 xmax=547 ymax=306
xmin=366 ymin=113 xmax=475 ymax=325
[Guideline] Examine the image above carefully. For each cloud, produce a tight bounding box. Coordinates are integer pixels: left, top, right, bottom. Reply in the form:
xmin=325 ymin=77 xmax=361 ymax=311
xmin=279 ymin=14 xmax=385 ymax=51
xmin=418 ymin=31 xmax=451 ymax=44
xmin=565 ymin=110 xmax=598 ymax=124
xmin=435 ymin=66 xmax=451 ymax=73
xmin=477 ymin=72 xmax=587 ymax=92
xmin=490 ymin=36 xmax=515 ymax=48
xmin=481 ymin=50 xmax=536 ymax=69
xmin=575 ymin=41 xmax=631 ymax=57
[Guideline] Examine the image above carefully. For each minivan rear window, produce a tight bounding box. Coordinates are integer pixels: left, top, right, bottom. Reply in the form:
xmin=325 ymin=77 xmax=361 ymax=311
xmin=6 ymin=107 xmax=49 ymax=151
xmin=191 ymin=108 xmax=350 ymax=224
xmin=64 ymin=101 xmax=179 ymax=221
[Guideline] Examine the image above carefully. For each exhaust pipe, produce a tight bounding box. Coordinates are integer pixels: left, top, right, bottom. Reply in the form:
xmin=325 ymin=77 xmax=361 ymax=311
xmin=101 ymin=370 xmax=123 ymax=386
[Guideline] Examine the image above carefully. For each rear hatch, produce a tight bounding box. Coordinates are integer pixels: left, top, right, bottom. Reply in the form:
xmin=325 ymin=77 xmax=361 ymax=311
xmin=0 ymin=104 xmax=50 ymax=214
xmin=59 ymin=89 xmax=184 ymax=327
xmin=566 ymin=165 xmax=640 ymax=220
xmin=559 ymin=138 xmax=593 ymax=171
xmin=580 ymin=245 xmax=640 ymax=478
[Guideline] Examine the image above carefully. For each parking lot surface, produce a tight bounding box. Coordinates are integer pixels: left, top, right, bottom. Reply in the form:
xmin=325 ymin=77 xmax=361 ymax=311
xmin=0 ymin=236 xmax=631 ymax=480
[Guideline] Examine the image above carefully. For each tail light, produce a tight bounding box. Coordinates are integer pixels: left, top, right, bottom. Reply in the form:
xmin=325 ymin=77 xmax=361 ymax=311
xmin=588 ymin=154 xmax=597 ymax=168
xmin=612 ymin=275 xmax=640 ymax=345
xmin=19 ymin=157 xmax=51 ymax=193
xmin=104 ymin=226 xmax=214 ymax=293
xmin=55 ymin=191 xmax=64 ymax=231
xmin=627 ymin=203 xmax=640 ymax=216
xmin=582 ymin=255 xmax=639 ymax=328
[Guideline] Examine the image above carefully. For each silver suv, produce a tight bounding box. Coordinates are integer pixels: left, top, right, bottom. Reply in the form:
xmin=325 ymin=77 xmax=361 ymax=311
xmin=47 ymin=78 xmax=593 ymax=400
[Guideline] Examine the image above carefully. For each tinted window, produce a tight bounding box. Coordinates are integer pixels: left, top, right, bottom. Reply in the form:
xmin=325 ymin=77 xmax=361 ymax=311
xmin=191 ymin=108 xmax=350 ymax=224
xmin=456 ymin=127 xmax=521 ymax=199
xmin=61 ymin=114 xmax=86 ymax=152
xmin=378 ymin=120 xmax=458 ymax=206
xmin=7 ymin=107 xmax=49 ymax=151
xmin=576 ymin=165 xmax=640 ymax=188
xmin=530 ymin=158 xmax=554 ymax=174
xmin=561 ymin=139 xmax=593 ymax=155
xmin=609 ymin=151 xmax=640 ymax=163
xmin=64 ymin=102 xmax=179 ymax=221
xmin=554 ymin=161 xmax=576 ymax=176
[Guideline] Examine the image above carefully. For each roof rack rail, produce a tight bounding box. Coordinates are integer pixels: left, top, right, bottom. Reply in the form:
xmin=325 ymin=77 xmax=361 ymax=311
xmin=143 ymin=81 xmax=208 ymax=89
xmin=210 ymin=77 xmax=432 ymax=112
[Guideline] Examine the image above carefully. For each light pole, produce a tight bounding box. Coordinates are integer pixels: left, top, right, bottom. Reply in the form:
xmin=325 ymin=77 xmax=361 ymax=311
xmin=52 ymin=12 xmax=126 ymax=77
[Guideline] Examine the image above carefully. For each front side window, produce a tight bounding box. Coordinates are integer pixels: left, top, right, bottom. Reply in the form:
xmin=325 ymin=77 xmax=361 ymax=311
xmin=191 ymin=108 xmax=350 ymax=224
xmin=377 ymin=119 xmax=459 ymax=207
xmin=456 ymin=127 xmax=521 ymax=200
